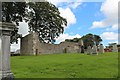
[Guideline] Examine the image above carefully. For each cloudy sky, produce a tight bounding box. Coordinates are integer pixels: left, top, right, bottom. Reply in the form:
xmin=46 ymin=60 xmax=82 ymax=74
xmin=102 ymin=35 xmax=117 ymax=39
xmin=11 ymin=0 xmax=119 ymax=52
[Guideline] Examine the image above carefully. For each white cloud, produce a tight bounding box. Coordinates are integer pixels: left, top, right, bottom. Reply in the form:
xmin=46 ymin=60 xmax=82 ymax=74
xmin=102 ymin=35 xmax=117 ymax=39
xmin=10 ymin=39 xmax=20 ymax=52
xmin=91 ymin=21 xmax=108 ymax=28
xmin=59 ymin=8 xmax=76 ymax=27
xmin=48 ymin=0 xmax=83 ymax=28
xmin=100 ymin=0 xmax=118 ymax=19
xmin=106 ymin=24 xmax=118 ymax=31
xmin=18 ymin=21 xmax=29 ymax=37
xmin=48 ymin=0 xmax=82 ymax=9
xmin=91 ymin=0 xmax=119 ymax=30
xmin=100 ymin=32 xmax=118 ymax=40
xmin=56 ymin=33 xmax=81 ymax=43
xmin=68 ymin=0 xmax=82 ymax=9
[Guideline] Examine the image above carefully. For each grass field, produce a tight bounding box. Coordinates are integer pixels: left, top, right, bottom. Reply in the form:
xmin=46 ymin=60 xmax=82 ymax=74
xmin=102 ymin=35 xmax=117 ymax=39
xmin=11 ymin=52 xmax=118 ymax=78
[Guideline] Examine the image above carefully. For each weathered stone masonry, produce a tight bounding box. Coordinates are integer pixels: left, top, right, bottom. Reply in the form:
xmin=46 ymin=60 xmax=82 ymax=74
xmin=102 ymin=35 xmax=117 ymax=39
xmin=20 ymin=32 xmax=83 ymax=55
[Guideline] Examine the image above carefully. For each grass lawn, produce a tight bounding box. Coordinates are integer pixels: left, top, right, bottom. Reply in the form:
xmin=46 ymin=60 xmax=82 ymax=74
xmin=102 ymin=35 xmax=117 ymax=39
xmin=11 ymin=52 xmax=118 ymax=78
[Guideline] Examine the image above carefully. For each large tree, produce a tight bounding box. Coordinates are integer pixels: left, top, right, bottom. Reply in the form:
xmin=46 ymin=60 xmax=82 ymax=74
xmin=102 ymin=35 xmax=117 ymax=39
xmin=2 ymin=1 xmax=67 ymax=44
xmin=26 ymin=2 xmax=67 ymax=43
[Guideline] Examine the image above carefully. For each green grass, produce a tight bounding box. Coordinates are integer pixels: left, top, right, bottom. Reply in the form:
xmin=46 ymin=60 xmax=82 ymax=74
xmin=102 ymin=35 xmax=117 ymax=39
xmin=11 ymin=52 xmax=118 ymax=78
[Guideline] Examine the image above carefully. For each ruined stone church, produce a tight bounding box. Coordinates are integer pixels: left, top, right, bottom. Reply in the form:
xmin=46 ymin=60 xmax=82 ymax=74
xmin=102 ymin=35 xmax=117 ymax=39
xmin=20 ymin=32 xmax=84 ymax=55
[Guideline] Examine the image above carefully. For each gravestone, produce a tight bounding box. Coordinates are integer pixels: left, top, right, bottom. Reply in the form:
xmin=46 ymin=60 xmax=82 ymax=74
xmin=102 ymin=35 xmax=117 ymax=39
xmin=0 ymin=22 xmax=17 ymax=79
xmin=92 ymin=45 xmax=98 ymax=55
xmin=112 ymin=44 xmax=118 ymax=52
xmin=99 ymin=44 xmax=104 ymax=53
xmin=87 ymin=46 xmax=92 ymax=55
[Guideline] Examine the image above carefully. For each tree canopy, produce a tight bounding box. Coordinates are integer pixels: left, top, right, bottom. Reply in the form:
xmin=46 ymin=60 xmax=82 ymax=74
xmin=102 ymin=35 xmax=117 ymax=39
xmin=65 ymin=33 xmax=102 ymax=49
xmin=2 ymin=2 xmax=26 ymax=25
xmin=2 ymin=2 xmax=26 ymax=43
xmin=27 ymin=2 xmax=67 ymax=43
xmin=2 ymin=1 xmax=67 ymax=44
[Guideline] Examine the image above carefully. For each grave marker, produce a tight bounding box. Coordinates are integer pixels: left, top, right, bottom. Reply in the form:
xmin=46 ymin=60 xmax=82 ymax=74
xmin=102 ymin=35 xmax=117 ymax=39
xmin=99 ymin=44 xmax=104 ymax=53
xmin=92 ymin=45 xmax=98 ymax=55
xmin=0 ymin=22 xmax=17 ymax=79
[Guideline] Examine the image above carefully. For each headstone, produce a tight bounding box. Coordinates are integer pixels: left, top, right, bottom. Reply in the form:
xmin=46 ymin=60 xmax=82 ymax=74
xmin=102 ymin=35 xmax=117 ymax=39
xmin=99 ymin=44 xmax=104 ymax=53
xmin=92 ymin=45 xmax=98 ymax=55
xmin=87 ymin=46 xmax=92 ymax=55
xmin=0 ymin=22 xmax=17 ymax=79
xmin=112 ymin=44 xmax=118 ymax=52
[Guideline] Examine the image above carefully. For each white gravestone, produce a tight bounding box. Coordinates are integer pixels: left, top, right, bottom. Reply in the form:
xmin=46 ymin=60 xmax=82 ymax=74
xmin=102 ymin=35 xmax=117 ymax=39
xmin=0 ymin=22 xmax=17 ymax=79
xmin=92 ymin=45 xmax=98 ymax=55
xmin=112 ymin=44 xmax=118 ymax=52
xmin=99 ymin=44 xmax=104 ymax=53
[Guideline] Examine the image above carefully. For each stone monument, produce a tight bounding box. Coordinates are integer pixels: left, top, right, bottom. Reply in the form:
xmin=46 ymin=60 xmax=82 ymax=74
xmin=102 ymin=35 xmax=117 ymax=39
xmin=87 ymin=46 xmax=92 ymax=55
xmin=112 ymin=44 xmax=118 ymax=52
xmin=99 ymin=44 xmax=104 ymax=53
xmin=0 ymin=22 xmax=17 ymax=79
xmin=92 ymin=45 xmax=98 ymax=55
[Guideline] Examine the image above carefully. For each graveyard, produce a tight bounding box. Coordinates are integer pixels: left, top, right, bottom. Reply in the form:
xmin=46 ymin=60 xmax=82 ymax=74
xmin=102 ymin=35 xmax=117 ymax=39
xmin=11 ymin=52 xmax=118 ymax=78
xmin=0 ymin=1 xmax=119 ymax=79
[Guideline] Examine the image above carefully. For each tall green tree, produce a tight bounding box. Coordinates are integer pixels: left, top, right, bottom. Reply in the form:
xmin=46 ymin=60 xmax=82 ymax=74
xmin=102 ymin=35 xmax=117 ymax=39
xmin=81 ymin=33 xmax=102 ymax=48
xmin=27 ymin=2 xmax=67 ymax=43
xmin=81 ymin=33 xmax=94 ymax=49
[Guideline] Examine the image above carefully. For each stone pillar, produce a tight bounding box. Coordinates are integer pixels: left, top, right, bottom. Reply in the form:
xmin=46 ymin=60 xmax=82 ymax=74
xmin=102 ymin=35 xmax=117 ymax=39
xmin=92 ymin=45 xmax=98 ymax=55
xmin=0 ymin=22 xmax=17 ymax=79
xmin=112 ymin=44 xmax=118 ymax=52
xmin=87 ymin=46 xmax=92 ymax=55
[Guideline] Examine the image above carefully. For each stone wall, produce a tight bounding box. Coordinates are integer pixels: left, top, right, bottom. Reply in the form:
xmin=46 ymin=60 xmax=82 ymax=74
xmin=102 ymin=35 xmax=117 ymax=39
xmin=21 ymin=32 xmax=81 ymax=55
xmin=20 ymin=33 xmax=34 ymax=55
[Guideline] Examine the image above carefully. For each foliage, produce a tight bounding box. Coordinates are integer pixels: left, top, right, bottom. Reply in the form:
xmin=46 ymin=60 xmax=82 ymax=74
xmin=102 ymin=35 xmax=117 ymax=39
xmin=65 ymin=38 xmax=80 ymax=42
xmin=2 ymin=1 xmax=67 ymax=44
xmin=26 ymin=2 xmax=67 ymax=43
xmin=2 ymin=2 xmax=26 ymax=24
xmin=11 ymin=52 xmax=118 ymax=78
xmin=65 ymin=33 xmax=102 ymax=49
xmin=2 ymin=2 xmax=26 ymax=43
xmin=93 ymin=34 xmax=102 ymax=46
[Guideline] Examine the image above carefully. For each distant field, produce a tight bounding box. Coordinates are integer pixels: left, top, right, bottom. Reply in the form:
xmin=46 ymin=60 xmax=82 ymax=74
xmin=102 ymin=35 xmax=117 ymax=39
xmin=11 ymin=52 xmax=118 ymax=78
